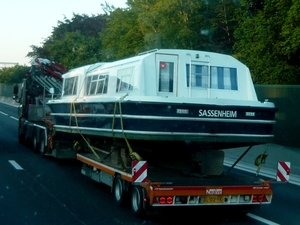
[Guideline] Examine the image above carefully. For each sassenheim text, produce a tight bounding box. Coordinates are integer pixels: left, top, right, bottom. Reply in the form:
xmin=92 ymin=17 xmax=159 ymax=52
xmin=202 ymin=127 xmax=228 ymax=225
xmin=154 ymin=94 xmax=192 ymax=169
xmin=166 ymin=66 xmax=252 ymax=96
xmin=199 ymin=109 xmax=237 ymax=118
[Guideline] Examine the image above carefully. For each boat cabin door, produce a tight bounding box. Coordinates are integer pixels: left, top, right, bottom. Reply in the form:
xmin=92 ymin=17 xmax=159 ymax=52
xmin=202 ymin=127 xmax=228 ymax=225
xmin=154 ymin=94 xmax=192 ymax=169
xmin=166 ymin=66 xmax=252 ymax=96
xmin=156 ymin=54 xmax=178 ymax=97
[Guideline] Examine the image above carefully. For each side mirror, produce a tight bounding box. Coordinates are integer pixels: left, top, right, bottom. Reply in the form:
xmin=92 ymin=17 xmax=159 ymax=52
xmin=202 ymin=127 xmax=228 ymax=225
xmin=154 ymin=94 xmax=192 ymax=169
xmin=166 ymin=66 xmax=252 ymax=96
xmin=13 ymin=84 xmax=19 ymax=95
xmin=13 ymin=84 xmax=20 ymax=102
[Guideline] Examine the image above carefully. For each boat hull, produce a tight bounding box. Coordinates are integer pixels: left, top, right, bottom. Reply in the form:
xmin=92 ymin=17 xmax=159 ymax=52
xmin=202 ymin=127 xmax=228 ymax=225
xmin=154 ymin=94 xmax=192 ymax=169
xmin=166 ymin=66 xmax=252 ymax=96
xmin=48 ymin=100 xmax=276 ymax=150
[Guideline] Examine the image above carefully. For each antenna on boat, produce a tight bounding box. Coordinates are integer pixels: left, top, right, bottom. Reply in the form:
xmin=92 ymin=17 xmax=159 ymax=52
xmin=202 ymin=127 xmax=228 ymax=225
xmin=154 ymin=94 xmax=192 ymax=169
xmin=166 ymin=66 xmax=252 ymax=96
xmin=138 ymin=49 xmax=158 ymax=56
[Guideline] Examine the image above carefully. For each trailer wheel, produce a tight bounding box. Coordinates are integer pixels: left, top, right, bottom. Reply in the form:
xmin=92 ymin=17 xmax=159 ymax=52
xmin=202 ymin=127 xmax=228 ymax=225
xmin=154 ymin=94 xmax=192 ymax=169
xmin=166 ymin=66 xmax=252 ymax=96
xmin=113 ymin=175 xmax=125 ymax=206
xmin=131 ymin=186 xmax=145 ymax=217
xmin=39 ymin=132 xmax=46 ymax=156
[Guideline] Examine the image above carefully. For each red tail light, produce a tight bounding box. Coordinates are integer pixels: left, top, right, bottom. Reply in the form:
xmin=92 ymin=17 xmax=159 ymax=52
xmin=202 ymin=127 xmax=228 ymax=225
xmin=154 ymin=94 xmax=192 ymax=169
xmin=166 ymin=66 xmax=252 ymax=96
xmin=158 ymin=196 xmax=173 ymax=204
xmin=166 ymin=197 xmax=173 ymax=204
xmin=252 ymin=195 xmax=268 ymax=203
xmin=159 ymin=197 xmax=166 ymax=204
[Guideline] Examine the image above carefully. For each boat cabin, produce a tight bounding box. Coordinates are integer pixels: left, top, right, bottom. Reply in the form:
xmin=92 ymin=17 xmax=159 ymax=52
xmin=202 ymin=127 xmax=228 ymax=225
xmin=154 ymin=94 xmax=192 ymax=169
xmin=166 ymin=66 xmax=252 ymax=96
xmin=60 ymin=49 xmax=257 ymax=102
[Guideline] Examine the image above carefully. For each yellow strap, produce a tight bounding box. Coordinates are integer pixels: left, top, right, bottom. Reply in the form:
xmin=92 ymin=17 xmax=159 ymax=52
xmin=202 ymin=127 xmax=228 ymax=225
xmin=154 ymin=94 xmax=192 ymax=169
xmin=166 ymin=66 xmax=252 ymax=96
xmin=111 ymin=94 xmax=128 ymax=141
xmin=113 ymin=94 xmax=142 ymax=161
xmin=70 ymin=101 xmax=100 ymax=160
xmin=118 ymin=97 xmax=133 ymax=154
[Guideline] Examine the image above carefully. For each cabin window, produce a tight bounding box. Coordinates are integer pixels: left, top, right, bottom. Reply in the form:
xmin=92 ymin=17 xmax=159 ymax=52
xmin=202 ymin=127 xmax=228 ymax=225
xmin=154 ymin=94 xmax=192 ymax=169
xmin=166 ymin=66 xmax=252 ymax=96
xmin=86 ymin=74 xmax=109 ymax=95
xmin=186 ymin=64 xmax=238 ymax=90
xmin=90 ymin=75 xmax=98 ymax=94
xmin=158 ymin=62 xmax=174 ymax=92
xmin=210 ymin=67 xmax=237 ymax=90
xmin=96 ymin=75 xmax=108 ymax=94
xmin=116 ymin=67 xmax=134 ymax=92
xmin=63 ymin=76 xmax=78 ymax=96
xmin=186 ymin=65 xmax=208 ymax=88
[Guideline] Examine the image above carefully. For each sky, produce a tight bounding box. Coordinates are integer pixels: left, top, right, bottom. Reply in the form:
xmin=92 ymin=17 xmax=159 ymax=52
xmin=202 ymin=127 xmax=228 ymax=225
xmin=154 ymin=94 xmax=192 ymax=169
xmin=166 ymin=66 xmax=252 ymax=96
xmin=0 ymin=0 xmax=127 ymax=67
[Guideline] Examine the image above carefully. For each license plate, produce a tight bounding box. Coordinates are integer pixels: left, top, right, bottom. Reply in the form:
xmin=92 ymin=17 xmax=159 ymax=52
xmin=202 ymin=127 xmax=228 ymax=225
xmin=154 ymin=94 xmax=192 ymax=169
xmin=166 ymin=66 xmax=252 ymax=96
xmin=202 ymin=196 xmax=224 ymax=203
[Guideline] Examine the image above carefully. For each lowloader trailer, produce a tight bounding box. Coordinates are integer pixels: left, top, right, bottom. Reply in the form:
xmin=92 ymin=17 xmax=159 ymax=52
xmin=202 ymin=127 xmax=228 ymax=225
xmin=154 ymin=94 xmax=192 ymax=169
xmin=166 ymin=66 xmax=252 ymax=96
xmin=76 ymin=147 xmax=272 ymax=216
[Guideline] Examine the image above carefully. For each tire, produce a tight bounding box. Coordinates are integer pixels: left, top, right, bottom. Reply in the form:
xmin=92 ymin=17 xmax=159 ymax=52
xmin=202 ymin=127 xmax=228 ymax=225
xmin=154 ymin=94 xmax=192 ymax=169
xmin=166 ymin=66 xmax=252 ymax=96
xmin=113 ymin=175 xmax=125 ymax=206
xmin=32 ymin=129 xmax=39 ymax=152
xmin=131 ymin=186 xmax=145 ymax=217
xmin=39 ymin=132 xmax=46 ymax=156
xmin=18 ymin=125 xmax=25 ymax=144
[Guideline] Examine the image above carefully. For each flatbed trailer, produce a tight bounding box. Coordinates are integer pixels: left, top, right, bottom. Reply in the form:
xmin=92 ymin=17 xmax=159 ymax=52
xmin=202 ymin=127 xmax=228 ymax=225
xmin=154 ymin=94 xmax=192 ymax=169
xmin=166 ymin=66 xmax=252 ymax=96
xmin=77 ymin=149 xmax=272 ymax=216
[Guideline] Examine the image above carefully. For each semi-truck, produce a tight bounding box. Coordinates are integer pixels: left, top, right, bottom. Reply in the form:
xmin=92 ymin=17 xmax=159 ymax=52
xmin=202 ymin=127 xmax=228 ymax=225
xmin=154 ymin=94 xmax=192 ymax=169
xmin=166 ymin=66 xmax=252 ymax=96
xmin=14 ymin=52 xmax=274 ymax=217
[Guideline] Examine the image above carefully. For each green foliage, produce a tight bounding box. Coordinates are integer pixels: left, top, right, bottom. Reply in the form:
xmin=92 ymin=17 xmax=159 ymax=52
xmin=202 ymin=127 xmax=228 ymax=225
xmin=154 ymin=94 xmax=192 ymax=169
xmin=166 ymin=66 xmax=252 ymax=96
xmin=42 ymin=31 xmax=103 ymax=68
xmin=0 ymin=66 xmax=29 ymax=84
xmin=135 ymin=0 xmax=208 ymax=50
xmin=23 ymin=0 xmax=300 ymax=84
xmin=27 ymin=14 xmax=108 ymax=68
xmin=102 ymin=0 xmax=241 ymax=58
xmin=101 ymin=8 xmax=144 ymax=61
xmin=233 ymin=0 xmax=300 ymax=84
xmin=206 ymin=0 xmax=242 ymax=54
xmin=279 ymin=0 xmax=300 ymax=67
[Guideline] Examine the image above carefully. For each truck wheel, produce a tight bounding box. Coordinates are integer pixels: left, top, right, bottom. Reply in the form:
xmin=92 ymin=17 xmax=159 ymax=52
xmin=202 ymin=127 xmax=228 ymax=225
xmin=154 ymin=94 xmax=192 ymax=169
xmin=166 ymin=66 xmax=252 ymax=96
xmin=39 ymin=132 xmax=46 ymax=156
xmin=18 ymin=126 xmax=25 ymax=144
xmin=131 ymin=186 xmax=145 ymax=217
xmin=113 ymin=175 xmax=125 ymax=206
xmin=33 ymin=130 xmax=39 ymax=152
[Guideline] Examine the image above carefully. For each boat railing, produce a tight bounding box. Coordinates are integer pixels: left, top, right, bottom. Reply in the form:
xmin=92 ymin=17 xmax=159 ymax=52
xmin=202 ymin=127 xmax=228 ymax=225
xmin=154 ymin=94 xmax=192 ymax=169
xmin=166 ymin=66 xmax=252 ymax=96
xmin=138 ymin=49 xmax=159 ymax=56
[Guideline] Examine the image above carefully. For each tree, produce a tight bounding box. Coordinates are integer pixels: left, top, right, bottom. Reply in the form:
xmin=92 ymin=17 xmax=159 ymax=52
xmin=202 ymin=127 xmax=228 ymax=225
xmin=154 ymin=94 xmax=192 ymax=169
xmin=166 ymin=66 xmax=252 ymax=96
xmin=0 ymin=66 xmax=29 ymax=84
xmin=102 ymin=0 xmax=240 ymax=57
xmin=206 ymin=0 xmax=241 ymax=54
xmin=127 ymin=0 xmax=209 ymax=50
xmin=23 ymin=0 xmax=299 ymax=84
xmin=41 ymin=31 xmax=103 ymax=68
xmin=27 ymin=14 xmax=108 ymax=68
xmin=279 ymin=0 xmax=300 ymax=69
xmin=233 ymin=0 xmax=300 ymax=84
xmin=101 ymin=8 xmax=144 ymax=61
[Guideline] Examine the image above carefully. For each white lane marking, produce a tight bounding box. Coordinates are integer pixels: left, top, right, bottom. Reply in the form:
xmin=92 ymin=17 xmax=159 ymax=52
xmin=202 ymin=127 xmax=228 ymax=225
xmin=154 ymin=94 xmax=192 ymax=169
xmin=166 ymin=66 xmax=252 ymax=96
xmin=8 ymin=160 xmax=24 ymax=170
xmin=10 ymin=116 xmax=18 ymax=121
xmin=247 ymin=213 xmax=280 ymax=225
xmin=0 ymin=111 xmax=8 ymax=116
xmin=0 ymin=101 xmax=19 ymax=108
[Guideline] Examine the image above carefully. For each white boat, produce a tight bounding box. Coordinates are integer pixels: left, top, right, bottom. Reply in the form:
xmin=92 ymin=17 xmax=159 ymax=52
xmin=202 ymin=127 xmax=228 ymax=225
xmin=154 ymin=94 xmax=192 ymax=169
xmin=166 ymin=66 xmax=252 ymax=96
xmin=47 ymin=49 xmax=276 ymax=151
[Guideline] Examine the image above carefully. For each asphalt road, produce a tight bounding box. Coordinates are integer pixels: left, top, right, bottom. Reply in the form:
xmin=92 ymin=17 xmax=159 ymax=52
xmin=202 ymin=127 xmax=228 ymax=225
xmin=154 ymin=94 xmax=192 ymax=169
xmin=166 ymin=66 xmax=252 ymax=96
xmin=0 ymin=101 xmax=299 ymax=225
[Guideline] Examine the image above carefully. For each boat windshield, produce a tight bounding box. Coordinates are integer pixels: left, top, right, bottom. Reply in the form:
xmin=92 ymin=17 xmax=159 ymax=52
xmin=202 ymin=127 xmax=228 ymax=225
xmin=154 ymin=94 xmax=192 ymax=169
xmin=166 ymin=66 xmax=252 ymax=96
xmin=116 ymin=67 xmax=134 ymax=92
xmin=85 ymin=74 xmax=109 ymax=95
xmin=63 ymin=76 xmax=78 ymax=96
